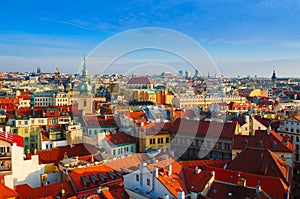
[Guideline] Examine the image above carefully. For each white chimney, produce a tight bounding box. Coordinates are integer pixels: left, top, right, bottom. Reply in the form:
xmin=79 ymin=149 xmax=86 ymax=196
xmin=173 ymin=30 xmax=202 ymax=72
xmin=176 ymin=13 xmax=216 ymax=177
xmin=178 ymin=190 xmax=185 ymax=199
xmin=211 ymin=171 xmax=215 ymax=176
xmin=195 ymin=166 xmax=201 ymax=174
xmin=153 ymin=166 xmax=158 ymax=178
xmin=164 ymin=194 xmax=169 ymax=199
xmin=5 ymin=126 xmax=10 ymax=138
xmin=167 ymin=164 xmax=172 ymax=176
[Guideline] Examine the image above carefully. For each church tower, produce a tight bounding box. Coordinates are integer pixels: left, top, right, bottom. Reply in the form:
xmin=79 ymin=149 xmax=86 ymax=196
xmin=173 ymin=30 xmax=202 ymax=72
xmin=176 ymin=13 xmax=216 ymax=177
xmin=76 ymin=56 xmax=93 ymax=114
xmin=271 ymin=70 xmax=277 ymax=88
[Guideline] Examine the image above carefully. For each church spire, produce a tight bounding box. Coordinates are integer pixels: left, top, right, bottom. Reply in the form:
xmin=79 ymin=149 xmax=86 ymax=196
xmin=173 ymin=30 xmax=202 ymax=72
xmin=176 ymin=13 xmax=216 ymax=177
xmin=82 ymin=56 xmax=88 ymax=81
xmin=78 ymin=56 xmax=92 ymax=96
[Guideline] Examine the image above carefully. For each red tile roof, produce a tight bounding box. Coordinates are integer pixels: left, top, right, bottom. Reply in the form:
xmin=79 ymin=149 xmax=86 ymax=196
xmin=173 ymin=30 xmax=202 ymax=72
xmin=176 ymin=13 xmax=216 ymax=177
xmin=227 ymin=147 xmax=289 ymax=184
xmin=206 ymin=181 xmax=269 ymax=199
xmin=142 ymin=122 xmax=171 ymax=136
xmin=0 ymin=183 xmax=19 ymax=199
xmin=0 ymin=131 xmax=23 ymax=147
xmin=232 ymin=129 xmax=294 ymax=153
xmin=105 ymin=132 xmax=136 ymax=146
xmin=69 ymin=164 xmax=128 ymax=199
xmin=169 ymin=118 xmax=237 ymax=139
xmin=37 ymin=144 xmax=101 ymax=165
xmin=84 ymin=116 xmax=116 ymax=127
xmin=15 ymin=181 xmax=75 ymax=199
xmin=254 ymin=115 xmax=271 ymax=128
xmin=205 ymin=166 xmax=289 ymax=199
xmin=173 ymin=109 xmax=196 ymax=119
xmin=179 ymin=159 xmax=228 ymax=169
xmin=127 ymin=77 xmax=153 ymax=84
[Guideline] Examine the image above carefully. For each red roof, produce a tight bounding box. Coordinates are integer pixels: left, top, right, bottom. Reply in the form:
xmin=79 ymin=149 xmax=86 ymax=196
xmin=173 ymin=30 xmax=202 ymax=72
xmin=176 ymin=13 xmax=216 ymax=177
xmin=84 ymin=116 xmax=116 ymax=127
xmin=232 ymin=129 xmax=294 ymax=153
xmin=37 ymin=144 xmax=100 ymax=165
xmin=142 ymin=122 xmax=171 ymax=136
xmin=69 ymin=164 xmax=128 ymax=199
xmin=0 ymin=131 xmax=23 ymax=147
xmin=15 ymin=181 xmax=75 ymax=199
xmin=206 ymin=181 xmax=268 ymax=199
xmin=127 ymin=77 xmax=153 ymax=84
xmin=254 ymin=115 xmax=271 ymax=128
xmin=227 ymin=147 xmax=289 ymax=184
xmin=174 ymin=109 xmax=196 ymax=119
xmin=168 ymin=118 xmax=237 ymax=139
xmin=179 ymin=159 xmax=228 ymax=169
xmin=105 ymin=132 xmax=136 ymax=146
xmin=0 ymin=183 xmax=19 ymax=199
xmin=206 ymin=166 xmax=289 ymax=199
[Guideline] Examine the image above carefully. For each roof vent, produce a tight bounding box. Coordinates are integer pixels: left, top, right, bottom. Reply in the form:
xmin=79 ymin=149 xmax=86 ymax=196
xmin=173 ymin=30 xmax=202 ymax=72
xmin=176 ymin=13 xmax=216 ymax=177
xmin=228 ymin=192 xmax=233 ymax=197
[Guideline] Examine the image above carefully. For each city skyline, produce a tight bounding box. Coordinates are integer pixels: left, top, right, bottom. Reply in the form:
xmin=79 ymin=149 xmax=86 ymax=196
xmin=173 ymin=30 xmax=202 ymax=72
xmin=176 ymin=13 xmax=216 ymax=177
xmin=1 ymin=0 xmax=300 ymax=77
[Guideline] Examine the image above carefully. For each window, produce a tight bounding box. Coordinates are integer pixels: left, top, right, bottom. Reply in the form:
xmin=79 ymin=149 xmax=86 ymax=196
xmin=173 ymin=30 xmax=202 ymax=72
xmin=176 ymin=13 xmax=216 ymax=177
xmin=280 ymin=154 xmax=285 ymax=158
xmin=158 ymin=138 xmax=163 ymax=144
xmin=150 ymin=138 xmax=156 ymax=145
xmin=84 ymin=100 xmax=87 ymax=107
xmin=131 ymin=146 xmax=134 ymax=152
xmin=258 ymin=141 xmax=263 ymax=147
xmin=136 ymin=174 xmax=139 ymax=181
xmin=147 ymin=178 xmax=150 ymax=186
xmin=243 ymin=140 xmax=248 ymax=147
xmin=113 ymin=149 xmax=116 ymax=156
xmin=166 ymin=137 xmax=169 ymax=143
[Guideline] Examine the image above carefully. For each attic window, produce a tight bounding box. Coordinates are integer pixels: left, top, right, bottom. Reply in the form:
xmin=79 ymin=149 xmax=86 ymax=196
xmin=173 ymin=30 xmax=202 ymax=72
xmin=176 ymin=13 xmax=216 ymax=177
xmin=258 ymin=140 xmax=263 ymax=147
xmin=243 ymin=140 xmax=248 ymax=147
xmin=272 ymin=141 xmax=277 ymax=148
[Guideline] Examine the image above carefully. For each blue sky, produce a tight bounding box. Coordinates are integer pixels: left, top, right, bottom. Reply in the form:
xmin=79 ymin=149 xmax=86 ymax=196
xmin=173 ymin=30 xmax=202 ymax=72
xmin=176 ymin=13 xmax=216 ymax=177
xmin=1 ymin=0 xmax=300 ymax=77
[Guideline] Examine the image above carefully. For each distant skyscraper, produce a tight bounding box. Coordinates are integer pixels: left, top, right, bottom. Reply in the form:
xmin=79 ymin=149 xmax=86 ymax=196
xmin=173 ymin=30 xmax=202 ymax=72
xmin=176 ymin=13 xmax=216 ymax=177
xmin=194 ymin=69 xmax=199 ymax=77
xmin=178 ymin=70 xmax=183 ymax=77
xmin=185 ymin=70 xmax=191 ymax=79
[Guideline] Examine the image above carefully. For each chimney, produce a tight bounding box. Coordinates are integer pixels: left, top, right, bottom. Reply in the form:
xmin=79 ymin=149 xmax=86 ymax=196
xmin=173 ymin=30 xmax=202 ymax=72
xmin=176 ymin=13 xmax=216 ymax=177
xmin=256 ymin=185 xmax=262 ymax=194
xmin=195 ymin=166 xmax=201 ymax=174
xmin=5 ymin=126 xmax=10 ymax=138
xmin=178 ymin=190 xmax=185 ymax=199
xmin=237 ymin=177 xmax=246 ymax=187
xmin=153 ymin=166 xmax=158 ymax=178
xmin=164 ymin=194 xmax=169 ymax=199
xmin=211 ymin=171 xmax=215 ymax=176
xmin=167 ymin=164 xmax=172 ymax=176
xmin=60 ymin=184 xmax=65 ymax=197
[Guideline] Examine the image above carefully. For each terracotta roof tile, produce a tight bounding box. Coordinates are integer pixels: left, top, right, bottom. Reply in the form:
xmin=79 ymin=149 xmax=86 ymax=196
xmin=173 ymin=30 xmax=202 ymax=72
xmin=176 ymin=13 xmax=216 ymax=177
xmin=15 ymin=181 xmax=75 ymax=199
xmin=0 ymin=183 xmax=19 ymax=199
xmin=207 ymin=181 xmax=269 ymax=199
xmin=37 ymin=144 xmax=101 ymax=165
xmin=205 ymin=166 xmax=289 ymax=199
xmin=233 ymin=129 xmax=294 ymax=153
xmin=105 ymin=132 xmax=136 ymax=146
xmin=0 ymin=132 xmax=23 ymax=147
xmin=169 ymin=118 xmax=237 ymax=139
xmin=227 ymin=147 xmax=289 ymax=184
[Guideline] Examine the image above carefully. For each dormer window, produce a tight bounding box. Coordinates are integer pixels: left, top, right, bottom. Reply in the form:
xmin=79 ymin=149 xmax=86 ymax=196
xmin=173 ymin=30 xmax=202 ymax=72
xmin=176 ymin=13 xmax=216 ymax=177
xmin=258 ymin=140 xmax=263 ymax=147
xmin=243 ymin=140 xmax=248 ymax=147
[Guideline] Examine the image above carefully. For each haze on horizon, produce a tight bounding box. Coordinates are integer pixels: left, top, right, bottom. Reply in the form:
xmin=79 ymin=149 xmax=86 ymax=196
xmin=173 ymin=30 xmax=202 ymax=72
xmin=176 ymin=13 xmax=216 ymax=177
xmin=1 ymin=0 xmax=300 ymax=77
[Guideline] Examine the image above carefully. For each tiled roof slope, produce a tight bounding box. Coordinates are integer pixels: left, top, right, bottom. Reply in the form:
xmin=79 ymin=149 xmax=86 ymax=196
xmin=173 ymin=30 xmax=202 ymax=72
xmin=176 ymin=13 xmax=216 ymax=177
xmin=227 ymin=147 xmax=289 ymax=184
xmin=233 ymin=129 xmax=294 ymax=153
xmin=168 ymin=118 xmax=237 ymax=139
